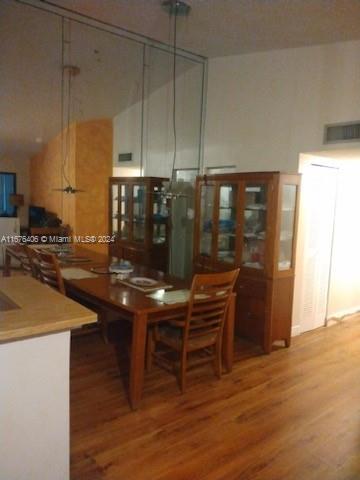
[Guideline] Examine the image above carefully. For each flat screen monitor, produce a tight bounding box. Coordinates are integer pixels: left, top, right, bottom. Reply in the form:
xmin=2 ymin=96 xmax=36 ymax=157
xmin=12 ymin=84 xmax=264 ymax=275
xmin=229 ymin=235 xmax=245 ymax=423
xmin=29 ymin=205 xmax=46 ymax=227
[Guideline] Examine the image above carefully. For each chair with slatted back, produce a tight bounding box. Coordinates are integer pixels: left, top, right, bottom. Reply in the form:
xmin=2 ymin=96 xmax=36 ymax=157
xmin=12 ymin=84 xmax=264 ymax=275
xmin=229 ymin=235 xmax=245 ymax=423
xmin=16 ymin=245 xmax=32 ymax=276
xmin=148 ymin=268 xmax=239 ymax=393
xmin=23 ymin=246 xmax=39 ymax=278
xmin=14 ymin=244 xmax=38 ymax=278
xmin=35 ymin=250 xmax=65 ymax=295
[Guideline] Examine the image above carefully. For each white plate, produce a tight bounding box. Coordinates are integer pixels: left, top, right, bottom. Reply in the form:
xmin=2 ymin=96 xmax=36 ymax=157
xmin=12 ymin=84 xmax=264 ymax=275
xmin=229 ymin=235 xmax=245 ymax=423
xmin=130 ymin=277 xmax=158 ymax=287
xmin=109 ymin=265 xmax=133 ymax=273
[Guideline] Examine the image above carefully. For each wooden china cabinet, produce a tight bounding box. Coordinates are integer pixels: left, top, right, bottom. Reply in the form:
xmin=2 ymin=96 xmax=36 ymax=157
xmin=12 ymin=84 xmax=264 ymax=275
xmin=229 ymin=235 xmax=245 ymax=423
xmin=109 ymin=177 xmax=170 ymax=271
xmin=193 ymin=171 xmax=301 ymax=353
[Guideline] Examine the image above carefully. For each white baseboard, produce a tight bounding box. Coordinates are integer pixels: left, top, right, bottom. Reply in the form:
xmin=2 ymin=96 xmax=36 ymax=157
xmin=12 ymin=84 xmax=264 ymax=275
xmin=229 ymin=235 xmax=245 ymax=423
xmin=291 ymin=325 xmax=301 ymax=337
xmin=327 ymin=306 xmax=360 ymax=322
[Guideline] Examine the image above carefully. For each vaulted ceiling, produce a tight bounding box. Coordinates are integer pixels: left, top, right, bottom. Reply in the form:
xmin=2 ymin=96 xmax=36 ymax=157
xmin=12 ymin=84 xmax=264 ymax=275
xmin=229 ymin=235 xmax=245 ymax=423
xmin=3 ymin=0 xmax=360 ymax=161
xmin=50 ymin=0 xmax=360 ymax=57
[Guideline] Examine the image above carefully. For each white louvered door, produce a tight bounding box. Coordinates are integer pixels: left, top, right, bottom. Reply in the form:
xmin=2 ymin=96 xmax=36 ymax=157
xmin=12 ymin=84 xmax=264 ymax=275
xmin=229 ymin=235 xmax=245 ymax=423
xmin=298 ymin=165 xmax=338 ymax=333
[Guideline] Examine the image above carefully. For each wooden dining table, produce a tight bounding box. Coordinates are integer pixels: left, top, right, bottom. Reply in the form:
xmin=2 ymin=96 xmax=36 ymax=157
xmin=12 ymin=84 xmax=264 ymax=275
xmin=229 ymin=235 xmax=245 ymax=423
xmin=3 ymin=244 xmax=235 ymax=409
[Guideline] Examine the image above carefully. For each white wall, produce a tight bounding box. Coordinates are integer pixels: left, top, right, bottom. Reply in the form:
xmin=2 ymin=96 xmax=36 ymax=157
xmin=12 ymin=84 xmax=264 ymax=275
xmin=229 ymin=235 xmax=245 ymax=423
xmin=0 ymin=156 xmax=30 ymax=227
xmin=112 ymin=52 xmax=203 ymax=179
xmin=204 ymin=40 xmax=360 ymax=173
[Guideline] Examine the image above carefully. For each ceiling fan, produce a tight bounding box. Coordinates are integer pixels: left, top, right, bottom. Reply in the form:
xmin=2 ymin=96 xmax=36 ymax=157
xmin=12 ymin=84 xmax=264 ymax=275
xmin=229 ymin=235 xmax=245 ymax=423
xmin=53 ymin=185 xmax=85 ymax=194
xmin=53 ymin=21 xmax=84 ymax=196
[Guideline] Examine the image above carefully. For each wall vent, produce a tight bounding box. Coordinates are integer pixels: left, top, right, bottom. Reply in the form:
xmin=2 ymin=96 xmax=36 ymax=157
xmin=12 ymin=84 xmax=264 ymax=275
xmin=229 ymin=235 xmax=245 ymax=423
xmin=324 ymin=121 xmax=360 ymax=144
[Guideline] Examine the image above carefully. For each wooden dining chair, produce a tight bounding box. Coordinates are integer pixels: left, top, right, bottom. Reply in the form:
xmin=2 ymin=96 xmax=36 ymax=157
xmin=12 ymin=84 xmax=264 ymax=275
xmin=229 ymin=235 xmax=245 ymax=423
xmin=148 ymin=268 xmax=239 ymax=393
xmin=14 ymin=244 xmax=39 ymax=278
xmin=35 ymin=250 xmax=66 ymax=295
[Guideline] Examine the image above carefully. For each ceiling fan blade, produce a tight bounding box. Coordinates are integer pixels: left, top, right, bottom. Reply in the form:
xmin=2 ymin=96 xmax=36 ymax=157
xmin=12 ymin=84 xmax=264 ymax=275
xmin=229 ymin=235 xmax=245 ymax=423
xmin=52 ymin=185 xmax=85 ymax=193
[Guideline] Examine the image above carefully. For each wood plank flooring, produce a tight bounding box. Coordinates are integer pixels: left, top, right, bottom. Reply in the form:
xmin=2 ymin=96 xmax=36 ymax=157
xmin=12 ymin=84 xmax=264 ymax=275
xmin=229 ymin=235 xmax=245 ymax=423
xmin=70 ymin=317 xmax=360 ymax=480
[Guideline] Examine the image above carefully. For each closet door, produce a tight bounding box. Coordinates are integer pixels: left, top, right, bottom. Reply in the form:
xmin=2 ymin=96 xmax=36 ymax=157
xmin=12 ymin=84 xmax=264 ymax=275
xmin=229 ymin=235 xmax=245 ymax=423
xmin=295 ymin=165 xmax=338 ymax=333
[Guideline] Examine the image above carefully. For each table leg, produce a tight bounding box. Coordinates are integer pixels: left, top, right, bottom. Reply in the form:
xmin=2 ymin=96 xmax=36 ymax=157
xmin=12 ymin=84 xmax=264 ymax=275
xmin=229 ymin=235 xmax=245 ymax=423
xmin=129 ymin=312 xmax=147 ymax=410
xmin=222 ymin=293 xmax=235 ymax=373
xmin=3 ymin=249 xmax=11 ymax=277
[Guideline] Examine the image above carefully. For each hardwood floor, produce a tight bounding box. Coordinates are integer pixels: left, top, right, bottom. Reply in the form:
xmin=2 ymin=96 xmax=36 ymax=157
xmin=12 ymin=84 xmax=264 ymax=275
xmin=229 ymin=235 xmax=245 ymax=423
xmin=70 ymin=317 xmax=360 ymax=480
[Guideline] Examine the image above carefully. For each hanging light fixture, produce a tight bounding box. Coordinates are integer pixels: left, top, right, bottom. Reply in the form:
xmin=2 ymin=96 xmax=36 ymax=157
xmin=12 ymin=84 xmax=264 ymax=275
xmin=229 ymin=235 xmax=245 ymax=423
xmin=53 ymin=19 xmax=84 ymax=194
xmin=155 ymin=0 xmax=191 ymax=200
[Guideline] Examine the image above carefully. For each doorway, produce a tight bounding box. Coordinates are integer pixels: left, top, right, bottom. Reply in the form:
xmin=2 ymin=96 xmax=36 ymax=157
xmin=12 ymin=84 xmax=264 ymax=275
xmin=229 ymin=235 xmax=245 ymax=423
xmin=293 ymin=163 xmax=338 ymax=333
xmin=293 ymin=152 xmax=360 ymax=334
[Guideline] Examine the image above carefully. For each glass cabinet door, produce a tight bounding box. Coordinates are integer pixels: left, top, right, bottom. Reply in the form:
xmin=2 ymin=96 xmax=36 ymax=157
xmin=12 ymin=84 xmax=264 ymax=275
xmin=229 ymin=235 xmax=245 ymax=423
xmin=119 ymin=184 xmax=130 ymax=240
xmin=199 ymin=184 xmax=214 ymax=258
xmin=152 ymin=185 xmax=168 ymax=245
xmin=242 ymin=183 xmax=267 ymax=269
xmin=111 ymin=184 xmax=119 ymax=236
xmin=278 ymin=184 xmax=297 ymax=270
xmin=132 ymin=184 xmax=146 ymax=243
xmin=217 ymin=184 xmax=237 ymax=264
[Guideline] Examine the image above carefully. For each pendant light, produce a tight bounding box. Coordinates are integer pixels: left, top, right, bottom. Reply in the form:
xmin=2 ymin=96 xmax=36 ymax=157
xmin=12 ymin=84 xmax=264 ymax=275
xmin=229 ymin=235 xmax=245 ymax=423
xmin=53 ymin=19 xmax=84 ymax=194
xmin=156 ymin=0 xmax=191 ymax=200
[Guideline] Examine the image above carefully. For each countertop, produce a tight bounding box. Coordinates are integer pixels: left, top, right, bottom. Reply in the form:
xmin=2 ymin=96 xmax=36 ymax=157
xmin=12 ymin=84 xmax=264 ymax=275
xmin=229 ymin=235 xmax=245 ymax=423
xmin=0 ymin=276 xmax=97 ymax=343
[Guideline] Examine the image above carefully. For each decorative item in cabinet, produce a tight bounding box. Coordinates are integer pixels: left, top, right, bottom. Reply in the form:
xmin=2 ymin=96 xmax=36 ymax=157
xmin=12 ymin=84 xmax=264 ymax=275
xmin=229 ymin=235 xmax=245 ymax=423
xmin=193 ymin=171 xmax=301 ymax=353
xmin=109 ymin=177 xmax=170 ymax=271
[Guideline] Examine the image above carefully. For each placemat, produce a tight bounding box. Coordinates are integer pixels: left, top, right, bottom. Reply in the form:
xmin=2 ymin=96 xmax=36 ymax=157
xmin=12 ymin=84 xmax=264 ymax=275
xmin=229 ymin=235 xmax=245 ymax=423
xmin=147 ymin=289 xmax=190 ymax=304
xmin=119 ymin=278 xmax=173 ymax=293
xmin=61 ymin=268 xmax=98 ymax=280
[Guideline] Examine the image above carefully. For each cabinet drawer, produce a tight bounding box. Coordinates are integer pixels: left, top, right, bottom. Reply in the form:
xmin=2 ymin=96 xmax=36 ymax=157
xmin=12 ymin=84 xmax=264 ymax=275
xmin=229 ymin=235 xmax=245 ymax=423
xmin=236 ymin=294 xmax=265 ymax=341
xmin=237 ymin=278 xmax=266 ymax=299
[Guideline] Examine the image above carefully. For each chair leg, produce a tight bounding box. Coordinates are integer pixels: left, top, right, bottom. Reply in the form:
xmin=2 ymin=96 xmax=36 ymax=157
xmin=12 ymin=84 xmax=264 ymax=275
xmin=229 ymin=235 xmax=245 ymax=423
xmin=214 ymin=339 xmax=222 ymax=379
xmin=146 ymin=327 xmax=155 ymax=372
xmin=98 ymin=310 xmax=108 ymax=344
xmin=179 ymin=349 xmax=187 ymax=393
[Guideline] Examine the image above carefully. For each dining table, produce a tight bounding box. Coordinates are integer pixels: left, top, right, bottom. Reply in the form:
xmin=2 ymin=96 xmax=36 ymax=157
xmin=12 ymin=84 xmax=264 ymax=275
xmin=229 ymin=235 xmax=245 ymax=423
xmin=3 ymin=244 xmax=236 ymax=409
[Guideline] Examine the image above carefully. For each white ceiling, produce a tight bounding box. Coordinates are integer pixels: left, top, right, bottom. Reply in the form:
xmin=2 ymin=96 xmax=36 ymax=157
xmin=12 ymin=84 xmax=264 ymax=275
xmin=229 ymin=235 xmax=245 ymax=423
xmin=49 ymin=0 xmax=360 ymax=57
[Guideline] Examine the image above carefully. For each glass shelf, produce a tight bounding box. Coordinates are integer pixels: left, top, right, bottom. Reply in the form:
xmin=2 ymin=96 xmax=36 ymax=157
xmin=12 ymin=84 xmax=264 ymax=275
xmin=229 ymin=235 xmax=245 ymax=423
xmin=118 ymin=184 xmax=130 ymax=240
xmin=217 ymin=184 xmax=237 ymax=264
xmin=132 ymin=184 xmax=146 ymax=242
xmin=242 ymin=183 xmax=267 ymax=268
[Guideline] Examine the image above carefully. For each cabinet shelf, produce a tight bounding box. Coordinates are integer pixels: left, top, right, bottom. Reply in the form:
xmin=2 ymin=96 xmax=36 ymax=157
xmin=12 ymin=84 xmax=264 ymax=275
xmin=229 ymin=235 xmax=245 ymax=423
xmin=245 ymin=204 xmax=267 ymax=211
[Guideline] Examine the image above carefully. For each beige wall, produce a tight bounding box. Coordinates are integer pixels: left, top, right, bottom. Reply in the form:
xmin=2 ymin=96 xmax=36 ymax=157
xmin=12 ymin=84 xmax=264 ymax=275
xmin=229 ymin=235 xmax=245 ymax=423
xmin=0 ymin=156 xmax=30 ymax=227
xmin=75 ymin=119 xmax=113 ymax=252
xmin=30 ymin=119 xmax=112 ymax=252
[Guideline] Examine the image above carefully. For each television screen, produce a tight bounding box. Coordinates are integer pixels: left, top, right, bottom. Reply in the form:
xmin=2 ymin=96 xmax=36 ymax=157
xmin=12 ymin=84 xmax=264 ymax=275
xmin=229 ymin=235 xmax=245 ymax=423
xmin=29 ymin=205 xmax=46 ymax=227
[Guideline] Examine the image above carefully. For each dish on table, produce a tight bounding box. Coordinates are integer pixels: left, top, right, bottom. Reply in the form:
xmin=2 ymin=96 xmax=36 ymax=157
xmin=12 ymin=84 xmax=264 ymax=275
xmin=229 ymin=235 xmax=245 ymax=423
xmin=129 ymin=277 xmax=157 ymax=287
xmin=109 ymin=263 xmax=133 ymax=274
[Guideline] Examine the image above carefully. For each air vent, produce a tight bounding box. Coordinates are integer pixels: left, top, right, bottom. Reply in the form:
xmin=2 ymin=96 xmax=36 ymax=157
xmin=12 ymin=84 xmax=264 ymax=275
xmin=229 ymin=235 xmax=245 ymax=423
xmin=324 ymin=122 xmax=360 ymax=144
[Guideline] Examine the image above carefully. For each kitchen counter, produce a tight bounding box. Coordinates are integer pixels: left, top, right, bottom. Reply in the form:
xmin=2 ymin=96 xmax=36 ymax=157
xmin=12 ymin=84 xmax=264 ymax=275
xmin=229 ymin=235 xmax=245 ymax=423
xmin=0 ymin=275 xmax=97 ymax=342
xmin=0 ymin=275 xmax=97 ymax=480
